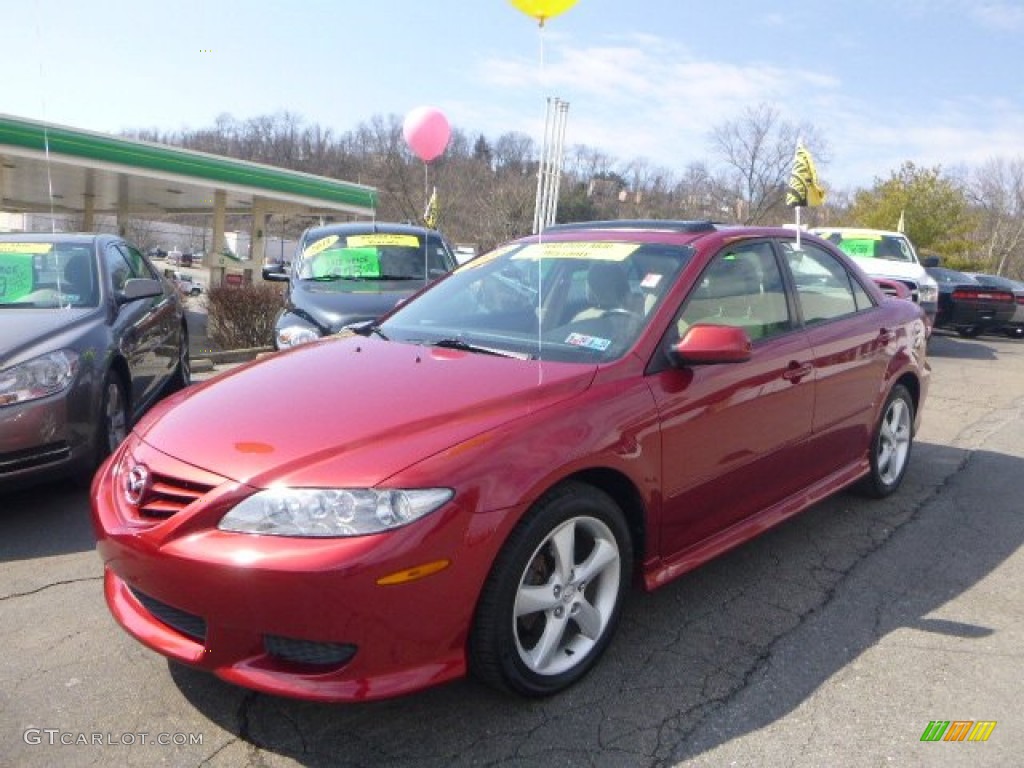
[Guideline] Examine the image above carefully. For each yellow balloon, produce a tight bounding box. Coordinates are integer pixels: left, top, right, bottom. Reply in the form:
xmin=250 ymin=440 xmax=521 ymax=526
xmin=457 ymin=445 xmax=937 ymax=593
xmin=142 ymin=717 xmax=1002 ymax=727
xmin=509 ymin=0 xmax=579 ymax=26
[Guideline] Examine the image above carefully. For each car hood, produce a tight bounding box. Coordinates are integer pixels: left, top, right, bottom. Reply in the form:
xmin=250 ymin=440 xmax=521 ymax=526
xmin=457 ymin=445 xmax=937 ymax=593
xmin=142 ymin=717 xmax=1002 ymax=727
xmin=136 ymin=335 xmax=596 ymax=488
xmin=850 ymin=257 xmax=929 ymax=282
xmin=290 ymin=279 xmax=429 ymax=332
xmin=0 ymin=308 xmax=99 ymax=365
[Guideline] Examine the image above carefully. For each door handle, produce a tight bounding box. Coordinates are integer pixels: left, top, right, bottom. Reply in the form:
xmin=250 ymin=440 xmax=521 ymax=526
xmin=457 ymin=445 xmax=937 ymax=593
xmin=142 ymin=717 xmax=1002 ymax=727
xmin=782 ymin=361 xmax=813 ymax=382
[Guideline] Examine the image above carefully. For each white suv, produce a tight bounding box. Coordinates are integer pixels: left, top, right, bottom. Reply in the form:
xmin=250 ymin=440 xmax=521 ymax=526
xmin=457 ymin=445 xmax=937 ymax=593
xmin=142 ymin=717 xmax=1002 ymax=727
xmin=811 ymin=227 xmax=938 ymax=326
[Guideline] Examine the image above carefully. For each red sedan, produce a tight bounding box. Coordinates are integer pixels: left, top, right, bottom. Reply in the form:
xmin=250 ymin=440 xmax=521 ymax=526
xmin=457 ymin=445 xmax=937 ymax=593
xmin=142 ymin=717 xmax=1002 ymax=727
xmin=91 ymin=221 xmax=930 ymax=702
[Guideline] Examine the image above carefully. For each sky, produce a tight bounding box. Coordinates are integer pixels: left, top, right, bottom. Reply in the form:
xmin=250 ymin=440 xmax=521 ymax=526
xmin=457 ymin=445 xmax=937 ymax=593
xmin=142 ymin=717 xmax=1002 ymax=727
xmin=4 ymin=0 xmax=1023 ymax=192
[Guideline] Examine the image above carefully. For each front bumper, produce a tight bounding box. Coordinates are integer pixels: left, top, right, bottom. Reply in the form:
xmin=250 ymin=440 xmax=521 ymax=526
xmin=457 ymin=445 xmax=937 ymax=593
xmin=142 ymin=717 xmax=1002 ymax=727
xmin=90 ymin=436 xmax=501 ymax=702
xmin=0 ymin=390 xmax=90 ymax=490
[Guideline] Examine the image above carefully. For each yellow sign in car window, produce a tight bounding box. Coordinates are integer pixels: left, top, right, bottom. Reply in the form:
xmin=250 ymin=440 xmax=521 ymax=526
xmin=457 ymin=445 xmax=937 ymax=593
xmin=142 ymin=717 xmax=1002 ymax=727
xmin=512 ymin=242 xmax=639 ymax=262
xmin=302 ymin=235 xmax=340 ymax=258
xmin=0 ymin=253 xmax=35 ymax=301
xmin=0 ymin=242 xmax=52 ymax=254
xmin=346 ymin=234 xmax=420 ymax=248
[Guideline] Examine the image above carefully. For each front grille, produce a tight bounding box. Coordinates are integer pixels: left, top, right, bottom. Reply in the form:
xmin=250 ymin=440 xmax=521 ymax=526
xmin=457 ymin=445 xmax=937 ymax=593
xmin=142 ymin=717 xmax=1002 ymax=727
xmin=130 ymin=587 xmax=207 ymax=643
xmin=264 ymin=635 xmax=357 ymax=667
xmin=137 ymin=472 xmax=216 ymax=519
xmin=0 ymin=442 xmax=71 ymax=474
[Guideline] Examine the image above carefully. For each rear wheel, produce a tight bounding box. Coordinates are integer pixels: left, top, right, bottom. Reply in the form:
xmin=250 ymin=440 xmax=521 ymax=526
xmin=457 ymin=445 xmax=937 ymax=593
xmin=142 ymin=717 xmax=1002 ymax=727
xmin=958 ymin=326 xmax=981 ymax=338
xmin=1006 ymin=326 xmax=1024 ymax=339
xmin=469 ymin=483 xmax=632 ymax=697
xmin=856 ymin=384 xmax=914 ymax=498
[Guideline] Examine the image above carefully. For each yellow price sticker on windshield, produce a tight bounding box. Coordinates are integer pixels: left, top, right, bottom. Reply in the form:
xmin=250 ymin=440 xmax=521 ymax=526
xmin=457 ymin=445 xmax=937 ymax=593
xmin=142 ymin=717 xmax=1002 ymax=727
xmin=303 ymin=235 xmax=340 ymax=258
xmin=346 ymin=234 xmax=420 ymax=248
xmin=513 ymin=242 xmax=639 ymax=261
xmin=0 ymin=242 xmax=52 ymax=253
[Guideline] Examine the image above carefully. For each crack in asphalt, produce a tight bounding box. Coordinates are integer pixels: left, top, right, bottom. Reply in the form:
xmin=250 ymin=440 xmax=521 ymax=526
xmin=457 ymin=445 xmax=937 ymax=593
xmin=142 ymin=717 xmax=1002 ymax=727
xmin=0 ymin=575 xmax=102 ymax=602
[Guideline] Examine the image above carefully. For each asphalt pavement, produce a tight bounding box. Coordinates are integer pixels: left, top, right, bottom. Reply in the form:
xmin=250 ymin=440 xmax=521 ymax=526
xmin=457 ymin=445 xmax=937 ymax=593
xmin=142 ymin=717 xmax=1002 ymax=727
xmin=2 ymin=330 xmax=1022 ymax=767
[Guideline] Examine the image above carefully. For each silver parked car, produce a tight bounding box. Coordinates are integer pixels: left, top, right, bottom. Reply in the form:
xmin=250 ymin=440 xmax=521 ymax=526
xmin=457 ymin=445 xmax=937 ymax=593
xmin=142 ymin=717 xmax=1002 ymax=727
xmin=1 ymin=232 xmax=190 ymax=491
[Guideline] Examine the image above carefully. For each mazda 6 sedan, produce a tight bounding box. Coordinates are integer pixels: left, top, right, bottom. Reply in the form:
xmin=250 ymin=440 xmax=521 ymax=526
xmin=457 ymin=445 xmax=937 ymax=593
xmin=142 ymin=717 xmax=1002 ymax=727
xmin=91 ymin=221 xmax=930 ymax=702
xmin=2 ymin=232 xmax=189 ymax=491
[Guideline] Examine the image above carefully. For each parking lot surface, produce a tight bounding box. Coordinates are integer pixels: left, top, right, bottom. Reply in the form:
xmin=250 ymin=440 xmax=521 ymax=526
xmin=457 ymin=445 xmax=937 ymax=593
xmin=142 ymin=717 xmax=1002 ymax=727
xmin=2 ymin=330 xmax=1022 ymax=767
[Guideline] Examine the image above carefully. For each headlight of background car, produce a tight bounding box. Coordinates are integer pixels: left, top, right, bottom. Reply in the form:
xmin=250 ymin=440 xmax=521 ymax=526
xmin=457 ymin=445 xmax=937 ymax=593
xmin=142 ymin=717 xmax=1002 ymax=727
xmin=276 ymin=319 xmax=322 ymax=349
xmin=0 ymin=349 xmax=79 ymax=407
xmin=919 ymin=276 xmax=939 ymax=305
xmin=218 ymin=487 xmax=454 ymax=537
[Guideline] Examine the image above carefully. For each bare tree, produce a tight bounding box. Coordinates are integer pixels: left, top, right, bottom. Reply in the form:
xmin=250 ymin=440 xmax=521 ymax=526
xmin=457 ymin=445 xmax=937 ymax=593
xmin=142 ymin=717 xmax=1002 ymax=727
xmin=967 ymin=157 xmax=1024 ymax=277
xmin=709 ymin=104 xmax=828 ymax=224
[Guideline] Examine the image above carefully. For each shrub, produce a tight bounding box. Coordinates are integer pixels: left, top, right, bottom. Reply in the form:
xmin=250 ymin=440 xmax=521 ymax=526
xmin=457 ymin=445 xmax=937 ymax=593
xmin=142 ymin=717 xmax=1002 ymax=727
xmin=205 ymin=283 xmax=284 ymax=350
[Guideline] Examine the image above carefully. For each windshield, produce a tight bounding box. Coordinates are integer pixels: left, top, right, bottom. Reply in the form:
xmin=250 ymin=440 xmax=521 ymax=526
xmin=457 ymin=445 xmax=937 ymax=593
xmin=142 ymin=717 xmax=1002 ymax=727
xmin=294 ymin=232 xmax=451 ymax=282
xmin=0 ymin=241 xmax=98 ymax=309
xmin=379 ymin=239 xmax=693 ymax=363
xmin=821 ymin=232 xmax=917 ymax=263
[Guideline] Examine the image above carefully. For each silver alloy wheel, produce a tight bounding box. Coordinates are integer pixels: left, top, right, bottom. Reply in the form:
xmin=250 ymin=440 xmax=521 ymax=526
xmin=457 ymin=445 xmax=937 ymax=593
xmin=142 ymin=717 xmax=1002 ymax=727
xmin=876 ymin=396 xmax=911 ymax=486
xmin=104 ymin=379 xmax=128 ymax=454
xmin=512 ymin=515 xmax=622 ymax=677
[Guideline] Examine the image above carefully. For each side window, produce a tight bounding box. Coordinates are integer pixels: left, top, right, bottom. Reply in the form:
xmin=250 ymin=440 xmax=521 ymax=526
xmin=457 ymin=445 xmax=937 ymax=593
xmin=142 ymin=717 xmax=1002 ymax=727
xmin=105 ymin=245 xmax=134 ymax=291
xmin=675 ymin=241 xmax=792 ymax=342
xmin=121 ymin=244 xmax=158 ymax=279
xmin=781 ymin=241 xmax=870 ymax=323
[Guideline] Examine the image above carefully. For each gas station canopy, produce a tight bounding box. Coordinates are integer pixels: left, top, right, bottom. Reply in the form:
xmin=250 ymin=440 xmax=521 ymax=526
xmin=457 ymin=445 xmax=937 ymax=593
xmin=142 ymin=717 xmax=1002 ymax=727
xmin=0 ymin=113 xmax=377 ymax=220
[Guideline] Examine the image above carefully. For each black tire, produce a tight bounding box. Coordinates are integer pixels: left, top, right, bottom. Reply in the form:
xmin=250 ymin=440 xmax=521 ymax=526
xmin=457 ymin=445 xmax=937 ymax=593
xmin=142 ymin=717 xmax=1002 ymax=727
xmin=78 ymin=373 xmax=130 ymax=487
xmin=168 ymin=322 xmax=191 ymax=392
xmin=1006 ymin=326 xmax=1024 ymax=339
xmin=856 ymin=384 xmax=914 ymax=498
xmin=469 ymin=482 xmax=632 ymax=697
xmin=957 ymin=327 xmax=981 ymax=338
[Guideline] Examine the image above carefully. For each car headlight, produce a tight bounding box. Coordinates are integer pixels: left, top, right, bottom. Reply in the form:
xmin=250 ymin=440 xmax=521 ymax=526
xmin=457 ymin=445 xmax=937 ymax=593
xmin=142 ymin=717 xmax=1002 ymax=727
xmin=919 ymin=276 xmax=938 ymax=304
xmin=276 ymin=321 xmax=321 ymax=349
xmin=218 ymin=487 xmax=454 ymax=537
xmin=0 ymin=349 xmax=79 ymax=407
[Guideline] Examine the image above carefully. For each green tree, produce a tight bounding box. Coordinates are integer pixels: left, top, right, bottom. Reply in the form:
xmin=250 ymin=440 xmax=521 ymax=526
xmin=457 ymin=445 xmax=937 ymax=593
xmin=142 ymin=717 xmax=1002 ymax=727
xmin=848 ymin=162 xmax=974 ymax=256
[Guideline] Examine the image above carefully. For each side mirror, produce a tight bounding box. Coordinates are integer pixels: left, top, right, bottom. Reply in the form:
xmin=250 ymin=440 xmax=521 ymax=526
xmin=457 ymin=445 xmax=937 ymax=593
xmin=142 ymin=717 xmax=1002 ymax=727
xmin=668 ymin=324 xmax=752 ymax=366
xmin=872 ymin=277 xmax=911 ymax=300
xmin=922 ymin=256 xmax=940 ymax=268
xmin=119 ymin=277 xmax=163 ymax=303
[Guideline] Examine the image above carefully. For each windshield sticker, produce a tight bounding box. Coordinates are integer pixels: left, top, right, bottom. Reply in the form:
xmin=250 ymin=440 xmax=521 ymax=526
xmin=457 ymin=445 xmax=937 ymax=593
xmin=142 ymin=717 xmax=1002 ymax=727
xmin=346 ymin=234 xmax=420 ymax=248
xmin=0 ymin=254 xmax=34 ymax=301
xmin=565 ymin=332 xmax=612 ymax=351
xmin=836 ymin=239 xmax=878 ymax=258
xmin=641 ymin=273 xmax=663 ymax=289
xmin=458 ymin=244 xmax=517 ymax=271
xmin=311 ymin=247 xmax=381 ymax=278
xmin=302 ymin=235 xmax=340 ymax=258
xmin=512 ymin=242 xmax=639 ymax=262
xmin=0 ymin=242 xmax=53 ymax=254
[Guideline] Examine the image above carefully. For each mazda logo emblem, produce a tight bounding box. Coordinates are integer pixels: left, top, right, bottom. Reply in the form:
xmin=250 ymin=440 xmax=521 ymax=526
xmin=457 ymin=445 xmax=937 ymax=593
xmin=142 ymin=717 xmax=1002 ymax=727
xmin=124 ymin=464 xmax=150 ymax=506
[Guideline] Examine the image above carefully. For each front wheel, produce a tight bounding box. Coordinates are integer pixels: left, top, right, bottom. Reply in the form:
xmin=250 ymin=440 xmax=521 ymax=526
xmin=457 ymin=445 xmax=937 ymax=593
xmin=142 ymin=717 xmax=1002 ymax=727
xmin=958 ymin=326 xmax=981 ymax=338
xmin=469 ymin=483 xmax=632 ymax=697
xmin=1006 ymin=326 xmax=1024 ymax=339
xmin=856 ymin=384 xmax=914 ymax=498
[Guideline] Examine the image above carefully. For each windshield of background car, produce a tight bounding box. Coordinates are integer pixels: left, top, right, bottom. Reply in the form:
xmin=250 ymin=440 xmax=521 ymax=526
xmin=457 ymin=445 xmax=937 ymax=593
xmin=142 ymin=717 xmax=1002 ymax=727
xmin=820 ymin=232 xmax=916 ymax=263
xmin=379 ymin=240 xmax=693 ymax=363
xmin=0 ymin=241 xmax=99 ymax=309
xmin=293 ymin=232 xmax=453 ymax=282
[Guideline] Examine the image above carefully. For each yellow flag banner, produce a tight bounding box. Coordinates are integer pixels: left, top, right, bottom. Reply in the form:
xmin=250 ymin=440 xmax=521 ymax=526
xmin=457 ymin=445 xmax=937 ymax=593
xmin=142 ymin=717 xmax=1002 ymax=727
xmin=423 ymin=187 xmax=439 ymax=229
xmin=786 ymin=144 xmax=826 ymax=208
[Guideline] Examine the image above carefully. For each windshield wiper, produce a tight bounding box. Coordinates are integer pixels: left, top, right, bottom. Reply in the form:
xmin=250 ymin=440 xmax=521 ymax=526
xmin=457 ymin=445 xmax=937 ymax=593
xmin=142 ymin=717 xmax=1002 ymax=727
xmin=347 ymin=322 xmax=389 ymax=340
xmin=427 ymin=338 xmax=528 ymax=359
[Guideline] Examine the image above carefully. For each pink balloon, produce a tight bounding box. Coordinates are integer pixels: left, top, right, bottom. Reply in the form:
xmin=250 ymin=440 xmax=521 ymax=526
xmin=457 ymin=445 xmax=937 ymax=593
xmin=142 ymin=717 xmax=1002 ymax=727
xmin=403 ymin=106 xmax=451 ymax=163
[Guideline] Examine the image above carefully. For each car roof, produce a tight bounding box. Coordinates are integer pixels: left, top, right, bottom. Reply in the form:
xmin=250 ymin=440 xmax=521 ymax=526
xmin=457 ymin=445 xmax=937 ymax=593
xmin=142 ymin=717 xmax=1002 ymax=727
xmin=537 ymin=219 xmax=806 ymax=247
xmin=301 ymin=221 xmax=440 ymax=241
xmin=0 ymin=232 xmax=109 ymax=245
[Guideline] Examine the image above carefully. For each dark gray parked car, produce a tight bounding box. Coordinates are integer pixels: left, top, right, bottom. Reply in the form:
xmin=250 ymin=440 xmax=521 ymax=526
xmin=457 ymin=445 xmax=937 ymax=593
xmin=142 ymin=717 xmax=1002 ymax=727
xmin=965 ymin=272 xmax=1024 ymax=338
xmin=1 ymin=232 xmax=190 ymax=491
xmin=262 ymin=222 xmax=457 ymax=349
